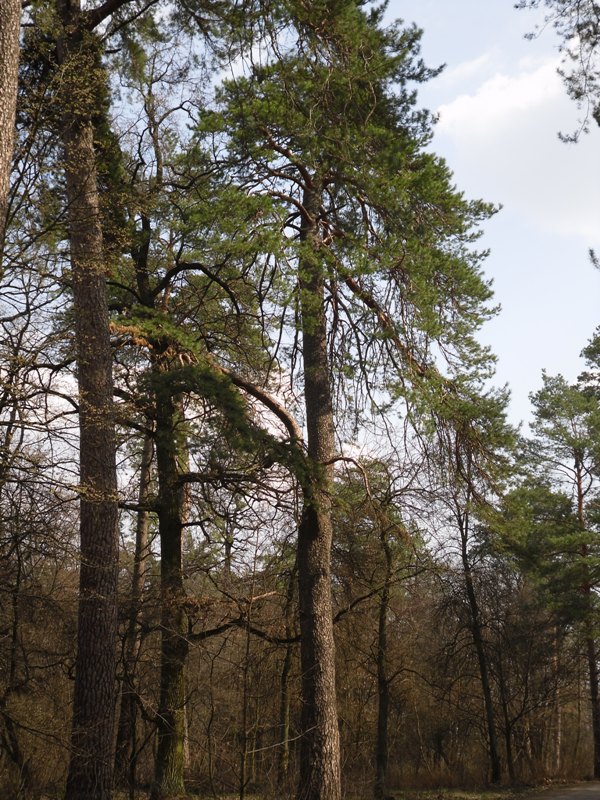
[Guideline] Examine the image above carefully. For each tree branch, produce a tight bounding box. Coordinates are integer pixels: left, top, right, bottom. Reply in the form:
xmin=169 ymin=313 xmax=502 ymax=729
xmin=221 ymin=366 xmax=303 ymax=445
xmin=84 ymin=0 xmax=135 ymax=29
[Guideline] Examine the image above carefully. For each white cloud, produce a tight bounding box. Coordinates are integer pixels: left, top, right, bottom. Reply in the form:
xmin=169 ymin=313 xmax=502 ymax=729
xmin=431 ymin=57 xmax=600 ymax=241
xmin=438 ymin=52 xmax=495 ymax=87
xmin=437 ymin=58 xmax=562 ymax=136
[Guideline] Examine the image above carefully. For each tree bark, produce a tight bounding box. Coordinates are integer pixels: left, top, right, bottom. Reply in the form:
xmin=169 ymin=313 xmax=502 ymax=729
xmin=130 ymin=204 xmax=189 ymax=799
xmin=150 ymin=366 xmax=189 ymax=800
xmin=0 ymin=0 xmax=20 ymax=249
xmin=56 ymin=4 xmax=120 ymax=799
xmin=297 ymin=180 xmax=341 ymax=800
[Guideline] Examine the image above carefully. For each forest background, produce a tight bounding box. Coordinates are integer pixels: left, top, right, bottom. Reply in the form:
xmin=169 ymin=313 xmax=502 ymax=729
xmin=2 ymin=2 xmax=600 ymax=800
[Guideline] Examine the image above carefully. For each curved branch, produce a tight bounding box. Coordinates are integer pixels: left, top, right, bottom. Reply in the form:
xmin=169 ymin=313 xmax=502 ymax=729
xmin=85 ymin=0 xmax=159 ymax=31
xmin=221 ymin=366 xmax=304 ymax=445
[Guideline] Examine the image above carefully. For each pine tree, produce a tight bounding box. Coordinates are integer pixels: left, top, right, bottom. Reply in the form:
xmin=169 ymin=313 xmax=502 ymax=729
xmin=526 ymin=373 xmax=600 ymax=778
xmin=35 ymin=2 xmax=154 ymax=796
xmin=206 ymin=3 xmax=499 ymax=797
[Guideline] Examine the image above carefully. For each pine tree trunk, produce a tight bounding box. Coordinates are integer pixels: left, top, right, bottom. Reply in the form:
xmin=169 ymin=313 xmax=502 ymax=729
xmin=57 ymin=5 xmax=119 ymax=799
xmin=129 ymin=206 xmax=189 ymax=799
xmin=150 ymin=371 xmax=188 ymax=800
xmin=0 ymin=0 xmax=20 ymax=249
xmin=297 ymin=181 xmax=341 ymax=800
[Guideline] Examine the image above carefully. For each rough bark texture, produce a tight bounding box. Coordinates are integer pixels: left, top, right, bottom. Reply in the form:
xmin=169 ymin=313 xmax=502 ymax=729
xmin=57 ymin=4 xmax=120 ymax=799
xmin=0 ymin=0 xmax=21 ymax=248
xmin=297 ymin=181 xmax=341 ymax=800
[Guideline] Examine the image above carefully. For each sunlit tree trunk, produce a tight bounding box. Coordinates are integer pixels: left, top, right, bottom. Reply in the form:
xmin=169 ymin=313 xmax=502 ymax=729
xmin=0 ymin=0 xmax=20 ymax=250
xmin=57 ymin=4 xmax=119 ymax=798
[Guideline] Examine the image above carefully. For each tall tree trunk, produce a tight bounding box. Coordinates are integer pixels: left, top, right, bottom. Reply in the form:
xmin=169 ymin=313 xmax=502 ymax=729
xmin=458 ymin=509 xmax=501 ymax=784
xmin=0 ymin=0 xmax=20 ymax=249
xmin=114 ymin=432 xmax=154 ymax=789
xmin=150 ymin=370 xmax=189 ymax=800
xmin=56 ymin=5 xmax=120 ymax=799
xmin=128 ymin=206 xmax=190 ymax=799
xmin=297 ymin=180 xmax=341 ymax=800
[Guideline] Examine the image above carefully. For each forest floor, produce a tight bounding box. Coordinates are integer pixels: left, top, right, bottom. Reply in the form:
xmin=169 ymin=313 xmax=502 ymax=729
xmin=389 ymin=785 xmax=600 ymax=800
xmin=110 ymin=785 xmax=600 ymax=800
xmin=516 ymin=784 xmax=600 ymax=800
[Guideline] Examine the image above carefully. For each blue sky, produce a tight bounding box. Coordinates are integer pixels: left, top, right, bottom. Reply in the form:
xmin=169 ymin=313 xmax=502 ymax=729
xmin=385 ymin=1 xmax=600 ymax=426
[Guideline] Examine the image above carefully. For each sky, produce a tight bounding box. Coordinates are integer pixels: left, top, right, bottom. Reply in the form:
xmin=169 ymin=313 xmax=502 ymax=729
xmin=384 ymin=0 xmax=600 ymax=427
